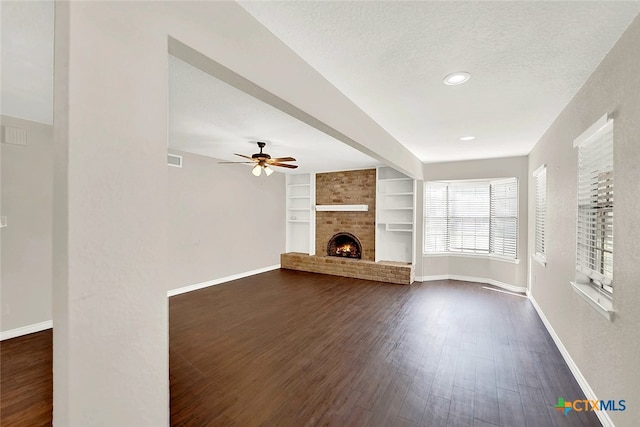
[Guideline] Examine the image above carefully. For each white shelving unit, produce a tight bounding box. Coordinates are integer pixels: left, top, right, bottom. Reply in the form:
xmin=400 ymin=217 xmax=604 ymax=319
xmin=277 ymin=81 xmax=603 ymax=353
xmin=376 ymin=167 xmax=415 ymax=263
xmin=286 ymin=173 xmax=315 ymax=254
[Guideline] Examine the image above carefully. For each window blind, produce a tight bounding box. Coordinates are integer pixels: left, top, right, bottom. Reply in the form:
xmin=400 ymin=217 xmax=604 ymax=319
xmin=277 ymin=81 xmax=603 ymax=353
xmin=448 ymin=182 xmax=490 ymax=253
xmin=534 ymin=166 xmax=547 ymax=260
xmin=575 ymin=116 xmax=613 ymax=292
xmin=490 ymin=178 xmax=518 ymax=258
xmin=424 ymin=178 xmax=518 ymax=259
xmin=424 ymin=182 xmax=448 ymax=252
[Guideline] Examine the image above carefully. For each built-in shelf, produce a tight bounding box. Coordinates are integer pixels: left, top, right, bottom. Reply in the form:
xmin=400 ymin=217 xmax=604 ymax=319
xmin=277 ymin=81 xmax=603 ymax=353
xmin=286 ymin=174 xmax=315 ymax=255
xmin=381 ymin=222 xmax=414 ymax=232
xmin=376 ymin=167 xmax=416 ymax=263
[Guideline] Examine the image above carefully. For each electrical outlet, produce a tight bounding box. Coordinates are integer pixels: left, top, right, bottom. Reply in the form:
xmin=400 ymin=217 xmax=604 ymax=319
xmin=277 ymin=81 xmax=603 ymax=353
xmin=0 ymin=216 xmax=7 ymax=228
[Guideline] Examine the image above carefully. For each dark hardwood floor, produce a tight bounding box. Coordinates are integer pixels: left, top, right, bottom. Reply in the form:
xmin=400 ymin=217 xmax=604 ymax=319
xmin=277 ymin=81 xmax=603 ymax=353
xmin=0 ymin=329 xmax=52 ymax=426
xmin=1 ymin=270 xmax=600 ymax=426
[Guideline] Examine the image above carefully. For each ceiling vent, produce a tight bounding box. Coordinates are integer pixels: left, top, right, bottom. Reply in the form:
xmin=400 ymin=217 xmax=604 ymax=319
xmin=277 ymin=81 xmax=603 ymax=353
xmin=168 ymin=153 xmax=182 ymax=168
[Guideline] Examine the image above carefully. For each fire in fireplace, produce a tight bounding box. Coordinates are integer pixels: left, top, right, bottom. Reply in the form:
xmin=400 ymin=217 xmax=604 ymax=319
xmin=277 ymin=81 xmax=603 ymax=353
xmin=327 ymin=232 xmax=362 ymax=259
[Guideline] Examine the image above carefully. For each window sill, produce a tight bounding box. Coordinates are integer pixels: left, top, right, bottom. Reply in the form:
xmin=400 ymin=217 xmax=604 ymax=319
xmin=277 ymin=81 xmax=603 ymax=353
xmin=533 ymin=254 xmax=546 ymax=267
xmin=570 ymin=281 xmax=614 ymax=321
xmin=424 ymin=252 xmax=520 ymax=264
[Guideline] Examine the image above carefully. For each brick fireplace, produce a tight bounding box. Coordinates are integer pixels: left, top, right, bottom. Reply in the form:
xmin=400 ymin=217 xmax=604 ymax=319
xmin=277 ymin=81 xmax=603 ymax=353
xmin=281 ymin=169 xmax=414 ymax=285
xmin=315 ymin=169 xmax=376 ymax=260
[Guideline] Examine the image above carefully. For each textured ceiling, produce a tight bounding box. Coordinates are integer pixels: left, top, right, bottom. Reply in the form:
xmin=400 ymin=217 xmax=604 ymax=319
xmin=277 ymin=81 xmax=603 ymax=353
xmin=168 ymin=55 xmax=379 ymax=174
xmin=4 ymin=1 xmax=640 ymax=169
xmin=240 ymin=1 xmax=640 ymax=163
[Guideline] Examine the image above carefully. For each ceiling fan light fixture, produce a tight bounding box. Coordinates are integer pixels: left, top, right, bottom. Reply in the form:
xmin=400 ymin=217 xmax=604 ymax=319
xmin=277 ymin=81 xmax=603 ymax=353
xmin=443 ymin=71 xmax=471 ymax=85
xmin=226 ymin=142 xmax=298 ymax=176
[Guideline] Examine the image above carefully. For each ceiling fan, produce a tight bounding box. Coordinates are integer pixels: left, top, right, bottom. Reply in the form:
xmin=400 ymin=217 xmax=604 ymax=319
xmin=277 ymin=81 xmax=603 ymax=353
xmin=220 ymin=142 xmax=298 ymax=176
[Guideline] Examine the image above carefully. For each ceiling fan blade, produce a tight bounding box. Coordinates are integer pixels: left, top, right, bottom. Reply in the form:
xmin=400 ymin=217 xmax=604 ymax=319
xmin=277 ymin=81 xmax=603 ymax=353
xmin=218 ymin=161 xmax=254 ymax=164
xmin=234 ymin=153 xmax=257 ymax=161
xmin=270 ymin=162 xmax=298 ymax=169
xmin=268 ymin=157 xmax=296 ymax=163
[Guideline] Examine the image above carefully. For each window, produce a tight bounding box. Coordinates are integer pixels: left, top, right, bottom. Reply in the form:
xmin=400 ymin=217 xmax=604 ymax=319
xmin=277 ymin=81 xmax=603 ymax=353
xmin=424 ymin=182 xmax=448 ymax=252
xmin=424 ymin=178 xmax=518 ymax=259
xmin=447 ymin=182 xmax=490 ymax=254
xmin=574 ymin=113 xmax=614 ymax=295
xmin=490 ymin=179 xmax=518 ymax=258
xmin=533 ymin=165 xmax=547 ymax=264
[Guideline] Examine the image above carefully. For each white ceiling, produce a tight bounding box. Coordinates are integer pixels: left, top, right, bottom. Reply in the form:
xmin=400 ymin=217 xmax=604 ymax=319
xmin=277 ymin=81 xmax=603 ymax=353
xmin=168 ymin=55 xmax=379 ymax=174
xmin=3 ymin=1 xmax=639 ymax=169
xmin=240 ymin=1 xmax=640 ymax=163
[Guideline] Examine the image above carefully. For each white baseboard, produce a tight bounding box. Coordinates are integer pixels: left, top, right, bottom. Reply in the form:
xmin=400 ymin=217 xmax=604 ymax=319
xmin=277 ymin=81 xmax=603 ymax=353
xmin=167 ymin=264 xmax=281 ymax=297
xmin=528 ymin=294 xmax=614 ymax=427
xmin=0 ymin=320 xmax=53 ymax=341
xmin=415 ymin=274 xmax=449 ymax=282
xmin=416 ymin=274 xmax=526 ymax=294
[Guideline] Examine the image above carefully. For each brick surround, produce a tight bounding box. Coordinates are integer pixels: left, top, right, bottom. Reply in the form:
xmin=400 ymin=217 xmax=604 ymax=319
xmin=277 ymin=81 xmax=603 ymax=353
xmin=315 ymin=169 xmax=376 ymax=260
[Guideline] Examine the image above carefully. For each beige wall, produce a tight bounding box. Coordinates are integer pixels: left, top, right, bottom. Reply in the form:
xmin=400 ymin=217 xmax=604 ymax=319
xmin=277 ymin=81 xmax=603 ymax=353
xmin=528 ymin=16 xmax=640 ymax=426
xmin=168 ymin=150 xmax=285 ymax=289
xmin=50 ymin=1 xmax=425 ymax=423
xmin=0 ymin=120 xmax=286 ymax=327
xmin=419 ymin=156 xmax=529 ymax=288
xmin=1 ymin=115 xmax=53 ymax=332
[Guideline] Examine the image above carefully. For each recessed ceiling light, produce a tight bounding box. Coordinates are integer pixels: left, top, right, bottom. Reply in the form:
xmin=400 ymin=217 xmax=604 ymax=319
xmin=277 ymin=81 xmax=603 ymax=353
xmin=460 ymin=136 xmax=476 ymax=141
xmin=443 ymin=71 xmax=471 ymax=85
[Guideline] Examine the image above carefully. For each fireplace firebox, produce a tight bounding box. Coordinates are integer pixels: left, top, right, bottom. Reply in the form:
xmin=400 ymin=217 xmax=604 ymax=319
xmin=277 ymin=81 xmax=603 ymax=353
xmin=327 ymin=232 xmax=362 ymax=259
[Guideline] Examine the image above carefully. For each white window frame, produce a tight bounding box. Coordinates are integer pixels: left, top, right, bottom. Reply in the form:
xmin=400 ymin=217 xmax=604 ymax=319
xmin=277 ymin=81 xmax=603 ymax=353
xmin=533 ymin=164 xmax=547 ymax=266
xmin=424 ymin=178 xmax=519 ymax=262
xmin=570 ymin=112 xmax=614 ymax=320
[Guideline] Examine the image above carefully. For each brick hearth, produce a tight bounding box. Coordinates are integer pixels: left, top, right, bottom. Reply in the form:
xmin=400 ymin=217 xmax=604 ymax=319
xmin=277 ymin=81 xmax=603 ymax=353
xmin=281 ymin=253 xmax=413 ymax=285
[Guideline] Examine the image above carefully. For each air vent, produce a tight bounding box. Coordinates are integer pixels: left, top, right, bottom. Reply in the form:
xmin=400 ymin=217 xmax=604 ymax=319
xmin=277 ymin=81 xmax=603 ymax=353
xmin=168 ymin=153 xmax=182 ymax=168
xmin=1 ymin=125 xmax=28 ymax=146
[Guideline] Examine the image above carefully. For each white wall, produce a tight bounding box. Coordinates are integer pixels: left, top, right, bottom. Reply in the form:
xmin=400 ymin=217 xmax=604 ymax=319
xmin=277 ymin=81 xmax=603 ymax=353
xmin=168 ymin=150 xmax=285 ymax=290
xmin=53 ymin=2 xmax=169 ymax=425
xmin=1 ymin=115 xmax=53 ymax=333
xmin=419 ymin=156 xmax=529 ymax=289
xmin=528 ymin=16 xmax=640 ymax=427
